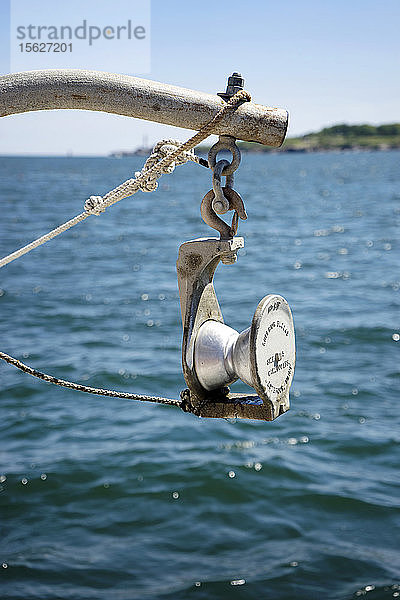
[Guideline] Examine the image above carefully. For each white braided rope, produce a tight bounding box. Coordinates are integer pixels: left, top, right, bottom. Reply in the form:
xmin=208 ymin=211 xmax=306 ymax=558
xmin=135 ymin=139 xmax=204 ymax=192
xmin=0 ymin=140 xmax=202 ymax=268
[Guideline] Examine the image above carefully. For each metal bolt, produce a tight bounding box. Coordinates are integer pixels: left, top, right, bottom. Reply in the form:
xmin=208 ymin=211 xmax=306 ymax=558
xmin=213 ymin=200 xmax=226 ymax=214
xmin=218 ymin=72 xmax=245 ymax=102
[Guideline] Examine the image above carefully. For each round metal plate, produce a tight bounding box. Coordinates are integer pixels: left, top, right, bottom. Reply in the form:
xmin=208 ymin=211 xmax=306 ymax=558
xmin=250 ymin=294 xmax=295 ymax=408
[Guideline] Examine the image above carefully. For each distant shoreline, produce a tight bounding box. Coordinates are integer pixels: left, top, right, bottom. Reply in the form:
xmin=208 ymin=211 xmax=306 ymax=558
xmin=1 ymin=123 xmax=399 ymax=158
xmin=107 ymin=123 xmax=400 ymax=157
xmin=239 ymin=144 xmax=400 ymax=154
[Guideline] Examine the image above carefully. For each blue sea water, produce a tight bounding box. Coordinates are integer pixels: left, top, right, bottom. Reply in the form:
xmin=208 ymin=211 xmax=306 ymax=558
xmin=0 ymin=151 xmax=399 ymax=599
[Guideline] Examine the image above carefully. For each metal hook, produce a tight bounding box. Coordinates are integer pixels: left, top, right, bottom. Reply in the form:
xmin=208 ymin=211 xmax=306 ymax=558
xmin=201 ymin=187 xmax=247 ymax=239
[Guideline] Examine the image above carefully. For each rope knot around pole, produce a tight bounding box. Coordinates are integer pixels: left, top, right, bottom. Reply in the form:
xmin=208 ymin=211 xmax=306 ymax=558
xmin=84 ymin=195 xmax=106 ymax=216
xmin=134 ymin=139 xmax=206 ymax=193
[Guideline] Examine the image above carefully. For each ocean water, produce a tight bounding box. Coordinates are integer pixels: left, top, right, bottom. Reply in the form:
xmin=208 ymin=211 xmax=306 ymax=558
xmin=0 ymin=151 xmax=399 ymax=600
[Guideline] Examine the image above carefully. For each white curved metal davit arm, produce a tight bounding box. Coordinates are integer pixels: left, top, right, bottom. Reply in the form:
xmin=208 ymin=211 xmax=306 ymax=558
xmin=0 ymin=69 xmax=288 ymax=147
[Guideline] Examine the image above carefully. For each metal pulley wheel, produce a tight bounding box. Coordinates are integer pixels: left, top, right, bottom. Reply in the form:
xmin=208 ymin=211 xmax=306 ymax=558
xmin=194 ymin=294 xmax=295 ymax=416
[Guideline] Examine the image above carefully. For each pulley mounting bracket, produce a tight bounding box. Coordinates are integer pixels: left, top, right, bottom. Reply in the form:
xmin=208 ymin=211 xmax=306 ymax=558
xmin=177 ymin=237 xmax=278 ymax=421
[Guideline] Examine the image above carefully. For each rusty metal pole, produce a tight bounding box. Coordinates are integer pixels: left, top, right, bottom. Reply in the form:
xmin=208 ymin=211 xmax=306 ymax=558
xmin=0 ymin=69 xmax=288 ymax=147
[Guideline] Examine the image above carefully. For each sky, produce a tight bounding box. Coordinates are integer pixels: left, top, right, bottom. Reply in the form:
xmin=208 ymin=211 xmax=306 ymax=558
xmin=0 ymin=0 xmax=399 ymax=155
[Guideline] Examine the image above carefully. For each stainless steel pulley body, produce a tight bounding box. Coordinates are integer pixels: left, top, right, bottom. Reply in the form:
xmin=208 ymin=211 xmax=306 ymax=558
xmin=177 ymin=236 xmax=296 ymax=421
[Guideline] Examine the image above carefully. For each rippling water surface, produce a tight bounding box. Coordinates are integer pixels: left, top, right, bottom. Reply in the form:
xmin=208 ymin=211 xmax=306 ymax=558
xmin=0 ymin=152 xmax=399 ymax=599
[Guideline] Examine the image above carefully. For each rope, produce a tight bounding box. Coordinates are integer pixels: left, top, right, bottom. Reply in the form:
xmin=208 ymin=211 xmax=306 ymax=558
xmin=0 ymin=351 xmax=183 ymax=408
xmin=0 ymin=90 xmax=251 ymax=268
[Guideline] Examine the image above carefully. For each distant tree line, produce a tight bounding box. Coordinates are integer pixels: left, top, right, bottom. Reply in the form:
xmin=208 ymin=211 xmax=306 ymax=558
xmin=207 ymin=123 xmax=400 ymax=154
xmin=310 ymin=123 xmax=400 ymax=137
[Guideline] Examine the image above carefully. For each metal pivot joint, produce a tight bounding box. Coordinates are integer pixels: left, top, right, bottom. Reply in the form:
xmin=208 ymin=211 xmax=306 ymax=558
xmin=177 ymin=237 xmax=296 ymax=421
xmin=201 ymin=135 xmax=247 ymax=248
xmin=201 ymin=187 xmax=247 ymax=245
xmin=208 ymin=134 xmax=241 ymax=214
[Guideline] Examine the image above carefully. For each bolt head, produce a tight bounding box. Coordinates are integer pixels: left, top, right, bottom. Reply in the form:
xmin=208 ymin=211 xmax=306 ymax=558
xmin=213 ymin=200 xmax=227 ymax=214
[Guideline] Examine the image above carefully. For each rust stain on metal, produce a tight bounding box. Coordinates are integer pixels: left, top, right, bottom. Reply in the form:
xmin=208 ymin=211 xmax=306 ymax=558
xmin=177 ymin=253 xmax=203 ymax=279
xmin=0 ymin=70 xmax=289 ymax=146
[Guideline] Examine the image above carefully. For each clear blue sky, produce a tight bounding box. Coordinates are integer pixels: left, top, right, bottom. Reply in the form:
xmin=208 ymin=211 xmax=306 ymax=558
xmin=0 ymin=0 xmax=399 ymax=155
